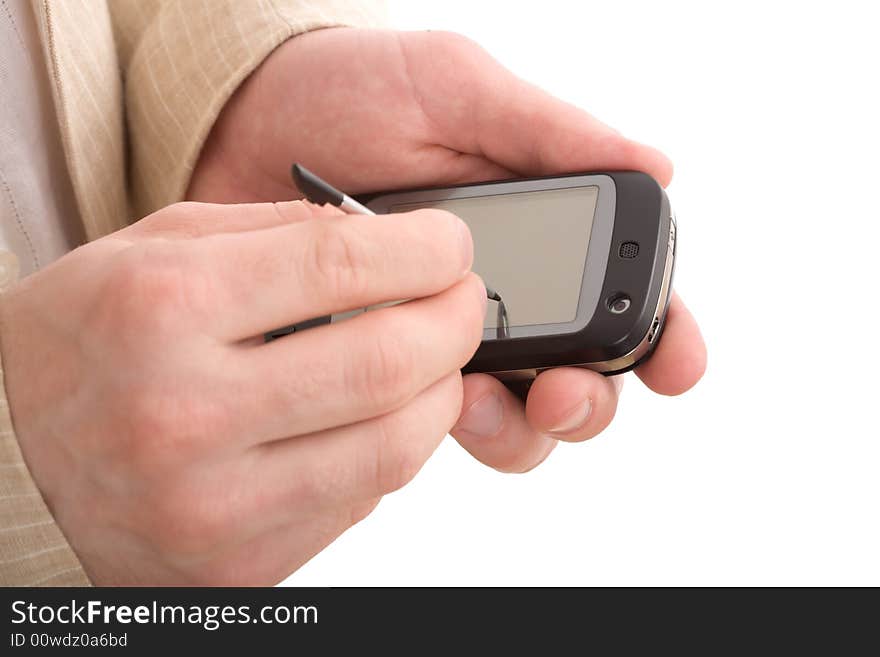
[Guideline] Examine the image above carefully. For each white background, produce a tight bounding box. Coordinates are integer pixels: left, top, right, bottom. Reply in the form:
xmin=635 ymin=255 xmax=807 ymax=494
xmin=286 ymin=0 xmax=880 ymax=585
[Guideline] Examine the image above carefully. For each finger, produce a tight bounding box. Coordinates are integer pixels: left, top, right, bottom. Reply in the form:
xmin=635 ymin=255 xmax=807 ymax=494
xmin=249 ymin=371 xmax=463 ymax=513
xmin=635 ymin=293 xmax=707 ymax=395
xmin=450 ymin=373 xmax=557 ymax=473
xmin=524 ymin=367 xmax=621 ymax=442
xmin=124 ymin=200 xmax=339 ymax=239
xmin=236 ymin=274 xmax=485 ymax=442
xmin=192 ymin=207 xmax=474 ymax=339
xmin=405 ymin=33 xmax=673 ymax=185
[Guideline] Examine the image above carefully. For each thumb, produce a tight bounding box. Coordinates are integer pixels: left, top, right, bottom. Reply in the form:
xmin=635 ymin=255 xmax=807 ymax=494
xmin=411 ymin=32 xmax=673 ymax=185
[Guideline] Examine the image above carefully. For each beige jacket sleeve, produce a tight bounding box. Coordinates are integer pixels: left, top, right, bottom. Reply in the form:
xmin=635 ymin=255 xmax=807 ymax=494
xmin=112 ymin=0 xmax=388 ymax=219
xmin=1 ymin=0 xmax=386 ymax=586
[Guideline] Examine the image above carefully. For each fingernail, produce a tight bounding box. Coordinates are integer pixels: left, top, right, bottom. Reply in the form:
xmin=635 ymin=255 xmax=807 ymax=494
xmin=548 ymin=398 xmax=592 ymax=435
xmin=456 ymin=393 xmax=503 ymax=438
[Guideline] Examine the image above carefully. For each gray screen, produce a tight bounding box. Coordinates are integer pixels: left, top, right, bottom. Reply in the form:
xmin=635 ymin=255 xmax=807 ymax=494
xmin=392 ymin=186 xmax=598 ymax=329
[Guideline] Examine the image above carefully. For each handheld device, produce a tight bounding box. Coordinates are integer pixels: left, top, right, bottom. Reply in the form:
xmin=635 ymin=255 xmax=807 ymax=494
xmin=269 ymin=166 xmax=677 ymax=399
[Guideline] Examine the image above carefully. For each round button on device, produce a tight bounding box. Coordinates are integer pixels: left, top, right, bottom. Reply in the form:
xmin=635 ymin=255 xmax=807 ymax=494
xmin=607 ymin=293 xmax=631 ymax=314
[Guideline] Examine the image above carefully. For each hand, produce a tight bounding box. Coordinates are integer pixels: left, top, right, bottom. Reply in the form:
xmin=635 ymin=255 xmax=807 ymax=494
xmin=0 ymin=201 xmax=484 ymax=584
xmin=188 ymin=28 xmax=707 ymax=472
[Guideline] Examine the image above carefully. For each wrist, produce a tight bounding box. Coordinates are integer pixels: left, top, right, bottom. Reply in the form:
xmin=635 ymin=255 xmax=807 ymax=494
xmin=187 ymin=27 xmax=363 ymax=205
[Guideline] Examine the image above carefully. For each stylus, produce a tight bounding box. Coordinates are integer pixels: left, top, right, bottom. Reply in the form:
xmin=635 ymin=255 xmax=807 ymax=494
xmin=291 ymin=163 xmax=506 ymax=301
xmin=291 ymin=163 xmax=375 ymax=216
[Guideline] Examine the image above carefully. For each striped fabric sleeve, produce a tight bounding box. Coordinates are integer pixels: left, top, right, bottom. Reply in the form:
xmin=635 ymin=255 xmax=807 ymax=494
xmin=109 ymin=0 xmax=388 ymax=220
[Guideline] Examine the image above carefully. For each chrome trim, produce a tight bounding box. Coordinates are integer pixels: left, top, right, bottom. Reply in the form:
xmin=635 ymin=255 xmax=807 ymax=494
xmin=340 ymin=195 xmax=375 ymax=216
xmin=493 ymin=368 xmax=538 ymax=384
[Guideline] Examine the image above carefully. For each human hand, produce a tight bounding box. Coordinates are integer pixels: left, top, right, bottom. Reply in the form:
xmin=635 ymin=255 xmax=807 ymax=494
xmin=0 ymin=200 xmax=484 ymax=584
xmin=188 ymin=28 xmax=707 ymax=472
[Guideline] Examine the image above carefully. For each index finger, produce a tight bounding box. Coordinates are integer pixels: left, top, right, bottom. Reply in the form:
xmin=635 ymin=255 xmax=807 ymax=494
xmin=183 ymin=207 xmax=474 ymax=340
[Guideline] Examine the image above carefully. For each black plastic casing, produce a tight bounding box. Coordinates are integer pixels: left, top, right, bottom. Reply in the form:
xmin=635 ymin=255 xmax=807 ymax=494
xmin=361 ymin=171 xmax=673 ymax=377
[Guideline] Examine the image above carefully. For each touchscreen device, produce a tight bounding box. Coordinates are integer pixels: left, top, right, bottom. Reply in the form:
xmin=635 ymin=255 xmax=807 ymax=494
xmin=268 ymin=168 xmax=677 ymax=398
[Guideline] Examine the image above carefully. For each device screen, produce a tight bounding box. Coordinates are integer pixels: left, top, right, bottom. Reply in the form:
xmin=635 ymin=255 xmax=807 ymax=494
xmin=392 ymin=186 xmax=599 ymax=330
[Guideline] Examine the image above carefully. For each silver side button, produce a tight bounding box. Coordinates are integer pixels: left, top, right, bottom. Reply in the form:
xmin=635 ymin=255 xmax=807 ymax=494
xmin=647 ymin=317 xmax=661 ymax=344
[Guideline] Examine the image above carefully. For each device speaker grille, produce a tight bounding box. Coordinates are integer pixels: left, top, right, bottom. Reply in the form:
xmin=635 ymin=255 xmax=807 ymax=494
xmin=619 ymin=241 xmax=639 ymax=259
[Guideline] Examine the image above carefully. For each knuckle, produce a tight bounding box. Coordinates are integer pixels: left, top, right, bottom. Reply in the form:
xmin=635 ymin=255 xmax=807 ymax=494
xmin=112 ymin=249 xmax=174 ymax=309
xmin=155 ymin=202 xmax=209 ymax=238
xmin=119 ymin=391 xmax=223 ymax=471
xmin=373 ymin=413 xmax=426 ymax=495
xmin=352 ymin=330 xmax=416 ymax=409
xmin=161 ymin=200 xmax=202 ymax=219
xmin=92 ymin=243 xmax=198 ymax=339
xmin=428 ymin=32 xmax=495 ymax=78
xmin=306 ymin=224 xmax=372 ymax=302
